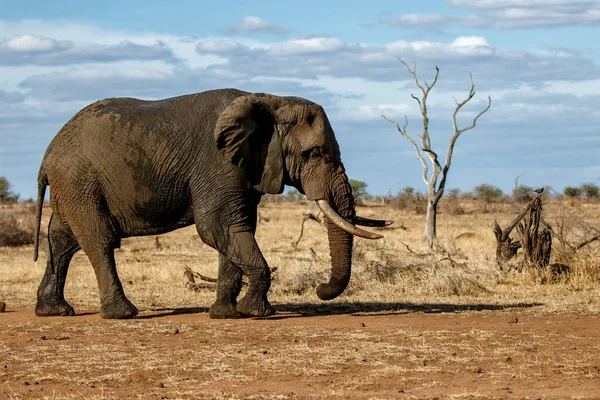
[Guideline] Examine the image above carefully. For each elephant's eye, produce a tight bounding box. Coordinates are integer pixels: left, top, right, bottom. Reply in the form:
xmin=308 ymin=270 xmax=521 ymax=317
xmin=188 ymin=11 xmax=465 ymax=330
xmin=309 ymin=147 xmax=321 ymax=158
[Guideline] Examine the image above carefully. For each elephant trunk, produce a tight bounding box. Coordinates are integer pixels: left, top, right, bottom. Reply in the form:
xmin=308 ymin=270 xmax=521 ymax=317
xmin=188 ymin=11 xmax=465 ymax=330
xmin=317 ymin=221 xmax=354 ymax=300
xmin=316 ymin=174 xmax=355 ymax=300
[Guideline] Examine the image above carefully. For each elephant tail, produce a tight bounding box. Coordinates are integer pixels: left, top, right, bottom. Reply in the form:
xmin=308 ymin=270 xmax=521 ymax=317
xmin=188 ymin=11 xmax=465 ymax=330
xmin=33 ymin=169 xmax=48 ymax=262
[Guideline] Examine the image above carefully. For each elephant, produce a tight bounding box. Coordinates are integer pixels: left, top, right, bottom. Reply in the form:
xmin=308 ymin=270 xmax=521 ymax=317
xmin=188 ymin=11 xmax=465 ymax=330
xmin=33 ymin=89 xmax=392 ymax=319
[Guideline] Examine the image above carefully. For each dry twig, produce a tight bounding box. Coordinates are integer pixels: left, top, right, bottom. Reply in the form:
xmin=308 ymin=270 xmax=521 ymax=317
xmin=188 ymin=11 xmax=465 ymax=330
xmin=294 ymin=212 xmax=326 ymax=249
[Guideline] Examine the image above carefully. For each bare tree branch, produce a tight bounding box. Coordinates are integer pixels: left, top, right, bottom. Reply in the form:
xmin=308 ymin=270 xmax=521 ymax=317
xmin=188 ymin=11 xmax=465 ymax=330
xmin=382 ymin=115 xmax=429 ymax=186
xmin=441 ymin=76 xmax=492 ymax=190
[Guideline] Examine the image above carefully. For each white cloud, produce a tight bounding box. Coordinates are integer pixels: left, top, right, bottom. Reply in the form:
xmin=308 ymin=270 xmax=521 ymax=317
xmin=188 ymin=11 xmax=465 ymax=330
xmin=383 ymin=13 xmax=447 ymax=26
xmin=219 ymin=16 xmax=291 ymax=35
xmin=384 ymin=36 xmax=493 ymax=57
xmin=450 ymin=36 xmax=493 ymax=55
xmin=446 ymin=0 xmax=596 ymax=9
xmin=4 ymin=34 xmax=61 ymax=52
xmin=382 ymin=0 xmax=600 ymax=29
xmin=343 ymin=103 xmax=414 ymax=121
xmin=0 ymin=34 xmax=176 ymax=66
xmin=196 ymin=39 xmax=248 ymax=55
xmin=269 ymin=37 xmax=346 ymax=55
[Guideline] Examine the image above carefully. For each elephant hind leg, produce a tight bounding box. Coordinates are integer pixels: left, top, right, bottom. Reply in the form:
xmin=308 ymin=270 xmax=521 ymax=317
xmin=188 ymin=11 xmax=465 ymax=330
xmin=68 ymin=209 xmax=137 ymax=319
xmin=35 ymin=213 xmax=80 ymax=317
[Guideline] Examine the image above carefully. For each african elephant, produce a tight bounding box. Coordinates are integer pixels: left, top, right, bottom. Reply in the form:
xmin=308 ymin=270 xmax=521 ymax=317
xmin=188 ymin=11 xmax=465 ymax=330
xmin=33 ymin=89 xmax=391 ymax=319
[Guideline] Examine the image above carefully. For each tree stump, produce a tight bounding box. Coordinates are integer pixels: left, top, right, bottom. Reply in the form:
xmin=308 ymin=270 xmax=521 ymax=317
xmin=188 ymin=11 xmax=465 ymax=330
xmin=492 ymin=195 xmax=551 ymax=266
xmin=492 ymin=198 xmax=538 ymax=266
xmin=493 ymin=221 xmax=522 ymax=266
xmin=516 ymin=196 xmax=551 ymax=269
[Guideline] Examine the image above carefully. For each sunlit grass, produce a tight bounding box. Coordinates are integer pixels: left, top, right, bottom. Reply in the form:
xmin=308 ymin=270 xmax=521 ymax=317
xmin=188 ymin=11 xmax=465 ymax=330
xmin=1 ymin=199 xmax=599 ymax=314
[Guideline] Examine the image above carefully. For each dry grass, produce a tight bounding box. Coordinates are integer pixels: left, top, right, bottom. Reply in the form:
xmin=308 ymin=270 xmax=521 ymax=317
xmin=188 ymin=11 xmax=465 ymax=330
xmin=2 ymin=200 xmax=600 ymax=399
xmin=1 ymin=199 xmax=599 ymax=314
xmin=0 ymin=204 xmax=38 ymax=247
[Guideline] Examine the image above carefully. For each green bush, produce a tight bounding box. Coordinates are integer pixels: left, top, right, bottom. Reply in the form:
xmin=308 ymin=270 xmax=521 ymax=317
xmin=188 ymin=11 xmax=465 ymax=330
xmin=564 ymin=186 xmax=583 ymax=198
xmin=474 ymin=183 xmax=503 ymax=203
xmin=581 ymin=183 xmax=599 ymax=200
xmin=349 ymin=179 xmax=368 ymax=205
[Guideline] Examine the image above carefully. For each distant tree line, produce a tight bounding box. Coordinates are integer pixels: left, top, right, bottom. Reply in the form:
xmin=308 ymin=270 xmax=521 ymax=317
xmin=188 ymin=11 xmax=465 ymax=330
xmin=347 ymin=180 xmax=600 ymax=205
xmin=1 ymin=176 xmax=599 ymax=206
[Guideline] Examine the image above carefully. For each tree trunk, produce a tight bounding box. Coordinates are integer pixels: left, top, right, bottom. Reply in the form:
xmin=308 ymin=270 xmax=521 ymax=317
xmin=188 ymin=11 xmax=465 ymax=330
xmin=425 ymin=198 xmax=437 ymax=248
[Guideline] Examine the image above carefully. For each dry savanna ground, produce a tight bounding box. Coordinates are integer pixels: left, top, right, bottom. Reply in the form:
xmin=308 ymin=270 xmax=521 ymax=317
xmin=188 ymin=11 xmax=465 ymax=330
xmin=1 ymin=199 xmax=600 ymax=399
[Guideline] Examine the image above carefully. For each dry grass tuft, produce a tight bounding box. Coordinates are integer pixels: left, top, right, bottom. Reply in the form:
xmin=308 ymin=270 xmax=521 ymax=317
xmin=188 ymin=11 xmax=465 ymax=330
xmin=0 ymin=206 xmax=38 ymax=247
xmin=276 ymin=266 xmax=329 ymax=296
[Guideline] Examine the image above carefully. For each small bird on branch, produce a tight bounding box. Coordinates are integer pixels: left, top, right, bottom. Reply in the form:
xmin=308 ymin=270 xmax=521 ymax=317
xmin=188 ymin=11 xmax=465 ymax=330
xmin=533 ymin=188 xmax=544 ymax=195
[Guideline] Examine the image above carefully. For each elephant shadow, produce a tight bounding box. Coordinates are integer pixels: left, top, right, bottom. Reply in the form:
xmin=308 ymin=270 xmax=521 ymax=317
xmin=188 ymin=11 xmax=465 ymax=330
xmin=137 ymin=301 xmax=542 ymax=320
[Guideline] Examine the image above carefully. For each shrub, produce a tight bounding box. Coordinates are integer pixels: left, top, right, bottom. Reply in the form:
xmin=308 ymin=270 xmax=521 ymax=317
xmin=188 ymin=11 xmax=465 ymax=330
xmin=446 ymin=188 xmax=461 ymax=200
xmin=390 ymin=186 xmax=427 ymax=213
xmin=474 ymin=183 xmax=503 ymax=203
xmin=512 ymin=185 xmax=533 ymax=202
xmin=0 ymin=177 xmax=19 ymax=203
xmin=564 ymin=186 xmax=583 ymax=199
xmin=349 ymin=179 xmax=368 ymax=205
xmin=581 ymin=183 xmax=599 ymax=201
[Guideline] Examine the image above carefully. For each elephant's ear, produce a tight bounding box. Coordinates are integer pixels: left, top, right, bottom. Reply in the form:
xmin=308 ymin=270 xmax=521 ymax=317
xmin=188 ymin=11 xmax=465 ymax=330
xmin=214 ymin=94 xmax=285 ymax=194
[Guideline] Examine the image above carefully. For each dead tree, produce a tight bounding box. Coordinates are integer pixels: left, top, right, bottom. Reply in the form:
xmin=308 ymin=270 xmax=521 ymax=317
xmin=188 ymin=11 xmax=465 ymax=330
xmin=383 ymin=60 xmax=491 ymax=248
xmin=517 ymin=196 xmax=552 ymax=269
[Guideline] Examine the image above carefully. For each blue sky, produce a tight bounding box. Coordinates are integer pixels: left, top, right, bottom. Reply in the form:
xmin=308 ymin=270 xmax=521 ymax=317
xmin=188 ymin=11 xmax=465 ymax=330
xmin=1 ymin=0 xmax=599 ymax=199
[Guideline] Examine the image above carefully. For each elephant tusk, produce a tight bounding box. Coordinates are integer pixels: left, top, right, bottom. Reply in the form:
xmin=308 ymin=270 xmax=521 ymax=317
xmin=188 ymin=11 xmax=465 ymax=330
xmin=316 ymin=200 xmax=384 ymax=240
xmin=354 ymin=215 xmax=394 ymax=227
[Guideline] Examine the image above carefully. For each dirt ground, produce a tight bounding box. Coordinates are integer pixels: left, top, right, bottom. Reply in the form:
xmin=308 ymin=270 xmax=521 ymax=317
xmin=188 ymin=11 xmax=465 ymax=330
xmin=2 ymin=304 xmax=600 ymax=400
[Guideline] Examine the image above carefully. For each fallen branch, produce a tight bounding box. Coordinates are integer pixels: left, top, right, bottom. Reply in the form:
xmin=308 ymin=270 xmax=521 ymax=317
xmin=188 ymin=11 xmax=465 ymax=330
xmin=184 ymin=266 xmax=217 ymax=292
xmin=397 ymin=240 xmax=432 ymax=257
xmin=575 ymin=235 xmax=600 ymax=250
xmin=184 ymin=266 xmax=278 ymax=292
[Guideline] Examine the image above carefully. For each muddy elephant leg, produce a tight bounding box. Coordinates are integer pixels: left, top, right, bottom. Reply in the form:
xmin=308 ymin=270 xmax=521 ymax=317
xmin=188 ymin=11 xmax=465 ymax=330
xmin=35 ymin=214 xmax=80 ymax=317
xmin=72 ymin=214 xmax=137 ymax=319
xmin=209 ymin=254 xmax=243 ymax=319
xmin=224 ymin=231 xmax=274 ymax=317
xmin=87 ymin=245 xmax=138 ymax=319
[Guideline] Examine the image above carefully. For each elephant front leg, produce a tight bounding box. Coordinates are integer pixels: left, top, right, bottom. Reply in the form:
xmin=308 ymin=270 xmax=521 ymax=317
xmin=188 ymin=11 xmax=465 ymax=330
xmin=209 ymin=254 xmax=243 ymax=319
xmin=229 ymin=232 xmax=275 ymax=317
xmin=203 ymin=230 xmax=274 ymax=318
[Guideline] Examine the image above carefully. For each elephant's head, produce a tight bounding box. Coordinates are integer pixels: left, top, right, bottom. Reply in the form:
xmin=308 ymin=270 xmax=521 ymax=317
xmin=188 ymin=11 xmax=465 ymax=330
xmin=214 ymin=93 xmax=391 ymax=300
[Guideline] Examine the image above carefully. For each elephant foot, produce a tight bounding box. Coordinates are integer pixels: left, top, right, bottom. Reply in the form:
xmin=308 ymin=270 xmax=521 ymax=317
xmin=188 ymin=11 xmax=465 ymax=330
xmin=209 ymin=301 xmax=243 ymax=319
xmin=100 ymin=297 xmax=138 ymax=319
xmin=236 ymin=295 xmax=276 ymax=317
xmin=35 ymin=299 xmax=75 ymax=317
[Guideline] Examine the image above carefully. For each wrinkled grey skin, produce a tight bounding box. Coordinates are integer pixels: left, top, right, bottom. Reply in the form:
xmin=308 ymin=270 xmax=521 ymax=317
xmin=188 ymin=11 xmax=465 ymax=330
xmin=33 ymin=89 xmax=356 ymax=319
